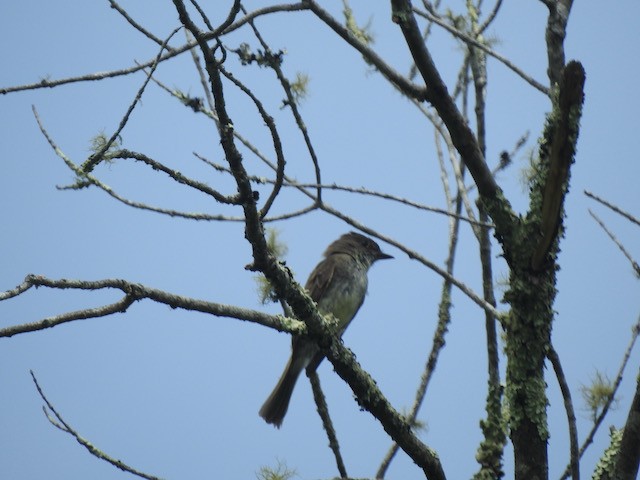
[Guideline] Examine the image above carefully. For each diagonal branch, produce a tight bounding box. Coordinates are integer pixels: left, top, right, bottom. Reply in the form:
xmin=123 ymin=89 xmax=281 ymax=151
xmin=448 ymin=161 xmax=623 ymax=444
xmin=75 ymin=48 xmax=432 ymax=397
xmin=588 ymin=210 xmax=640 ymax=277
xmin=614 ymin=365 xmax=640 ymax=479
xmin=81 ymin=27 xmax=180 ymax=173
xmin=559 ymin=315 xmax=640 ymax=480
xmin=30 ymin=371 xmax=163 ymax=480
xmin=412 ymin=6 xmax=549 ymax=95
xmin=108 ymin=0 xmax=174 ymax=49
xmin=112 ymin=149 xmax=241 ymax=204
xmin=389 ymin=0 xmax=519 ymax=248
xmin=305 ymin=0 xmax=427 ymax=101
xmin=307 ymin=371 xmax=348 ymax=478
xmin=585 ymin=191 xmax=640 ymax=228
xmin=33 ymin=107 xmax=242 ymax=211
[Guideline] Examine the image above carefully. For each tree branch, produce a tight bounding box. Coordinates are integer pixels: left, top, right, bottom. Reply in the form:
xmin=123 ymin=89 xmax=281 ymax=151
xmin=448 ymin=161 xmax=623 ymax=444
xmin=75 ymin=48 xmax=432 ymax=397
xmin=108 ymin=0 xmax=174 ymax=50
xmin=412 ymin=6 xmax=549 ymax=95
xmin=614 ymin=365 xmax=640 ymax=480
xmin=307 ymin=370 xmax=348 ymax=478
xmin=559 ymin=315 xmax=640 ymax=480
xmin=588 ymin=210 xmax=640 ymax=277
xmin=173 ymin=3 xmax=447 ymax=477
xmin=547 ymin=345 xmax=579 ymax=480
xmin=531 ymin=60 xmax=585 ymax=270
xmin=0 ymin=275 xmax=303 ymax=338
xmin=85 ymin=27 xmax=180 ymax=173
xmin=1 ymin=3 xmax=308 ymax=96
xmin=305 ymin=0 xmax=427 ymax=101
xmin=585 ymin=191 xmax=640 ymax=228
xmin=542 ymin=0 xmax=574 ymax=87
xmin=30 ymin=371 xmax=163 ymax=480
xmin=389 ymin=0 xmax=521 ymax=252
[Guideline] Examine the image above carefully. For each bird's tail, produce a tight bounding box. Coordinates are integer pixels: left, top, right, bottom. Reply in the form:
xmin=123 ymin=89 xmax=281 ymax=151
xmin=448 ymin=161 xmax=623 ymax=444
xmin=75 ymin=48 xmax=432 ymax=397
xmin=259 ymin=353 xmax=307 ymax=428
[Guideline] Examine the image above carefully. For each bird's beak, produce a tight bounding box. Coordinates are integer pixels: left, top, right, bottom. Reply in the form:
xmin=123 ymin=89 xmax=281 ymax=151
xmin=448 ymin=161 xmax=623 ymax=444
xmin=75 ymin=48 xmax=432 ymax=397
xmin=377 ymin=252 xmax=393 ymax=260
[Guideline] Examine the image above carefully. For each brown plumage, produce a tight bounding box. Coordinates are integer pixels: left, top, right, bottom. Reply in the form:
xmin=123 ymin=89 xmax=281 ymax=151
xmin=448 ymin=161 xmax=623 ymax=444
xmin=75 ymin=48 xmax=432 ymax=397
xmin=259 ymin=232 xmax=392 ymax=427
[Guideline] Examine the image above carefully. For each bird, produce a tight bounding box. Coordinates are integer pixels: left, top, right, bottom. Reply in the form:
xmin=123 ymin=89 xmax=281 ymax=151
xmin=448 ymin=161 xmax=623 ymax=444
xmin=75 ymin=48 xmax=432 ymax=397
xmin=259 ymin=231 xmax=392 ymax=427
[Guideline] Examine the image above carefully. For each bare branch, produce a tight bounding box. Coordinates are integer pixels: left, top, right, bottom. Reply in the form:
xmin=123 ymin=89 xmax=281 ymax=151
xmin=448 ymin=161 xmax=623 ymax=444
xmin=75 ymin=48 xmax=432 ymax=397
xmin=0 ymin=275 xmax=303 ymax=338
xmin=216 ymin=64 xmax=286 ymax=217
xmin=548 ymin=345 xmax=579 ymax=480
xmin=113 ymin=149 xmax=241 ymax=204
xmin=185 ymin=30 xmax=216 ymax=110
xmin=239 ymin=176 xmax=494 ymax=228
xmin=239 ymin=8 xmax=320 ymax=204
xmin=412 ymin=6 xmax=549 ymax=95
xmin=478 ymin=0 xmax=504 ymax=34
xmin=614 ymin=365 xmax=640 ymax=479
xmin=585 ymin=191 xmax=640 ymax=228
xmin=224 ymin=3 xmax=309 ymax=34
xmin=307 ymin=371 xmax=348 ymax=478
xmin=305 ymin=0 xmax=427 ymax=100
xmin=81 ymin=27 xmax=181 ymax=173
xmin=30 ymin=371 xmax=164 ymax=480
xmin=33 ymin=109 xmax=243 ymax=216
xmin=1 ymin=294 xmax=136 ymax=338
xmin=108 ymin=0 xmax=174 ymax=49
xmin=0 ymin=279 xmax=33 ymax=301
xmin=589 ymin=210 xmax=640 ymax=277
xmin=1 ymin=59 xmax=170 ymax=95
xmin=1 ymin=4 xmax=307 ymax=96
xmin=559 ymin=315 xmax=640 ymax=479
xmin=376 ymin=166 xmax=464 ymax=478
xmin=390 ymin=0 xmax=502 ymax=207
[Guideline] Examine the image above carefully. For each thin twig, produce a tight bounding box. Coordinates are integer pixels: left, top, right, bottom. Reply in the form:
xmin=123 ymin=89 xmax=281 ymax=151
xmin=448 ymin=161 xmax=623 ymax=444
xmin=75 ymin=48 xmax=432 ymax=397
xmin=217 ymin=64 xmax=286 ymax=218
xmin=413 ymin=6 xmax=549 ymax=95
xmin=589 ymin=210 xmax=640 ymax=277
xmin=33 ymin=109 xmax=243 ymax=218
xmin=185 ymin=30 xmax=215 ymax=110
xmin=1 ymin=4 xmax=308 ymax=95
xmin=196 ymin=157 xmax=493 ymax=228
xmin=376 ymin=141 xmax=466 ymax=477
xmin=478 ymin=0 xmax=504 ymax=34
xmin=559 ymin=315 xmax=640 ymax=480
xmin=308 ymin=371 xmax=348 ymax=478
xmin=81 ymin=27 xmax=181 ymax=173
xmin=306 ymin=0 xmax=427 ymax=100
xmin=585 ymin=191 xmax=640 ymax=228
xmin=108 ymin=0 xmax=174 ymax=49
xmin=30 ymin=371 xmax=164 ymax=480
xmin=113 ymin=149 xmax=240 ymax=203
xmin=240 ymin=7 xmax=318 ymax=206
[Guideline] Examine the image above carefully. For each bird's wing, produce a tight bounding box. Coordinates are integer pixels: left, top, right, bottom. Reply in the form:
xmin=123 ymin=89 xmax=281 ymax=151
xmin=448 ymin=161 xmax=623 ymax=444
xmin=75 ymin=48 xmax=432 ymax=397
xmin=304 ymin=257 xmax=335 ymax=303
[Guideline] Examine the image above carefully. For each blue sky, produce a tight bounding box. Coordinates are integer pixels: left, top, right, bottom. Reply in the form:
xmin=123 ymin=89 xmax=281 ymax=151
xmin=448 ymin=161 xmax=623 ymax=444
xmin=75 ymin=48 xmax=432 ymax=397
xmin=1 ymin=1 xmax=639 ymax=479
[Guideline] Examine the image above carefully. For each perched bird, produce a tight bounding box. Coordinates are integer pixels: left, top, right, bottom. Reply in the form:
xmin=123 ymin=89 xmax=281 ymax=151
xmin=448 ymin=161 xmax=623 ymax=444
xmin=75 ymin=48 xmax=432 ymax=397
xmin=259 ymin=231 xmax=392 ymax=427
